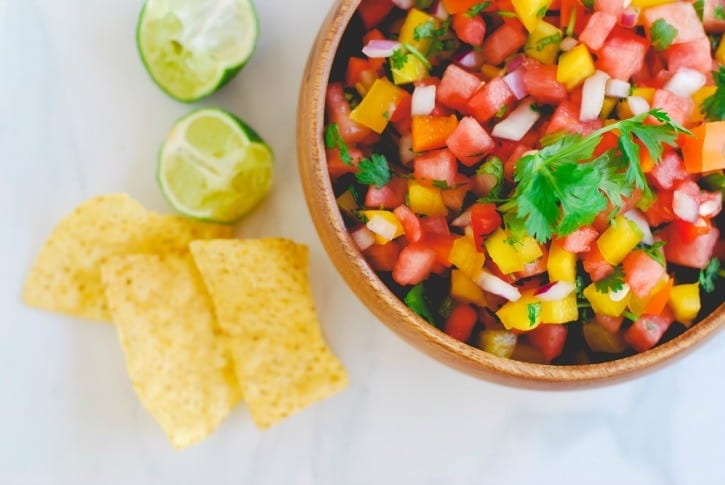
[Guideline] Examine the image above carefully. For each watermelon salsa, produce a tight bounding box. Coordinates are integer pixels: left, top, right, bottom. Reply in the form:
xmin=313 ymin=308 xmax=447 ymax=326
xmin=325 ymin=0 xmax=725 ymax=364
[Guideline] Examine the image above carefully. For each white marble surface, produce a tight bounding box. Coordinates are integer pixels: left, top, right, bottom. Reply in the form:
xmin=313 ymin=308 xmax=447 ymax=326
xmin=1 ymin=1 xmax=724 ymax=484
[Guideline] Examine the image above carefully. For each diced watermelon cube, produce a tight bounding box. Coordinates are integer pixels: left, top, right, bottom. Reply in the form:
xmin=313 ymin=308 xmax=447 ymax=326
xmin=467 ymin=77 xmax=516 ymax=123
xmin=420 ymin=216 xmax=451 ymax=236
xmin=326 ymin=83 xmax=372 ymax=144
xmin=444 ymin=304 xmax=479 ymax=342
xmin=437 ymin=64 xmax=483 ymax=113
xmin=624 ymin=310 xmax=675 ymax=353
xmin=365 ymin=177 xmax=408 ymax=209
xmin=647 ymin=150 xmax=689 ymax=190
xmin=522 ymin=62 xmax=567 ymax=104
xmin=527 ymin=325 xmax=568 ymax=362
xmin=651 ymin=89 xmax=694 ymax=126
xmin=441 ymin=174 xmax=471 ymax=211
xmin=394 ymin=205 xmax=423 ymax=243
xmin=560 ymin=226 xmax=599 ymax=253
xmin=580 ymin=12 xmax=617 ymax=51
xmin=446 ymin=116 xmax=495 ymax=166
xmin=642 ymin=2 xmax=705 ymax=45
xmin=414 ymin=149 xmax=459 ymax=187
xmin=583 ymin=245 xmax=615 ymax=281
xmin=364 ymin=240 xmax=401 ymax=272
xmin=326 ymin=147 xmax=364 ymax=181
xmin=622 ymin=250 xmax=666 ymax=299
xmin=596 ymin=28 xmax=649 ymax=80
xmin=452 ymin=13 xmax=486 ymax=46
xmin=664 ymin=225 xmax=720 ymax=269
xmin=481 ymin=21 xmax=528 ymax=66
xmin=594 ymin=0 xmax=625 ymax=18
xmin=595 ymin=313 xmax=624 ymax=333
xmin=703 ymin=0 xmax=725 ymax=32
xmin=392 ymin=243 xmax=437 ymax=286
xmin=545 ymin=101 xmax=603 ymax=136
xmin=665 ymin=37 xmax=714 ymax=74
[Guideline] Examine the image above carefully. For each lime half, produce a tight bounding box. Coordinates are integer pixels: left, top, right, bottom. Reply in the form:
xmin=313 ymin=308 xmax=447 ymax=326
xmin=137 ymin=0 xmax=259 ymax=102
xmin=158 ymin=108 xmax=273 ymax=223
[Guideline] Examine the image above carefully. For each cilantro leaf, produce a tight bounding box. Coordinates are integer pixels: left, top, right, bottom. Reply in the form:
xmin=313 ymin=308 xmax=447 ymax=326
xmin=535 ymin=33 xmax=562 ymax=51
xmin=497 ymin=10 xmax=517 ymax=18
xmin=650 ymin=19 xmax=678 ymax=51
xmin=701 ymin=173 xmax=725 ymax=196
xmin=390 ymin=49 xmax=409 ymax=70
xmin=405 ymin=284 xmax=435 ymax=324
xmin=695 ymin=0 xmax=705 ymax=20
xmin=413 ymin=19 xmax=453 ymax=57
xmin=476 ymin=156 xmax=504 ymax=201
xmin=536 ymin=4 xmax=548 ymax=18
xmin=403 ymin=42 xmax=433 ymax=70
xmin=325 ymin=123 xmax=352 ymax=165
xmin=414 ymin=20 xmax=436 ymax=41
xmin=715 ymin=5 xmax=725 ymax=20
xmin=466 ymin=1 xmax=491 ymax=17
xmin=356 ymin=154 xmax=391 ymax=188
xmin=528 ymin=302 xmax=542 ymax=327
xmin=699 ymin=257 xmax=721 ymax=294
xmin=636 ymin=241 xmax=667 ymax=267
xmin=594 ymin=267 xmax=626 ymax=294
xmin=702 ymin=66 xmax=725 ymax=121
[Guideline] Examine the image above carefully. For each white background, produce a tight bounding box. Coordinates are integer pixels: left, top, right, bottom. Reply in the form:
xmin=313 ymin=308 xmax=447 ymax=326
xmin=1 ymin=1 xmax=724 ymax=484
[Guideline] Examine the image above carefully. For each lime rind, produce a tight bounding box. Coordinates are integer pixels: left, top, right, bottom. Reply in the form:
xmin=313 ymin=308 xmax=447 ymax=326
xmin=137 ymin=0 xmax=259 ymax=102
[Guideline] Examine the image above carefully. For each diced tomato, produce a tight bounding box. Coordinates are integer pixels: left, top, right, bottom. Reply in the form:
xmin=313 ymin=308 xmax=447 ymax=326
xmin=665 ymin=37 xmax=714 ymax=74
xmin=358 ymin=0 xmax=393 ymax=30
xmin=481 ymin=21 xmax=528 ymax=66
xmin=441 ymin=174 xmax=471 ymax=211
xmin=545 ymin=100 xmax=603 ymax=136
xmin=326 ymin=147 xmax=364 ymax=180
xmin=437 ymin=65 xmax=483 ymax=113
xmin=326 ymin=83 xmax=373 ymax=144
xmin=580 ymin=12 xmax=617 ymax=51
xmin=560 ymin=0 xmax=588 ymax=33
xmin=452 ymin=13 xmax=486 ymax=46
xmin=624 ymin=309 xmax=675 ymax=353
xmin=446 ymin=116 xmax=496 ymax=166
xmin=595 ymin=28 xmax=649 ymax=80
xmin=470 ymin=203 xmax=502 ymax=251
xmin=664 ymin=225 xmax=720 ymax=268
xmin=346 ymin=57 xmax=374 ymax=88
xmin=390 ymin=89 xmax=412 ymax=124
xmin=527 ymin=325 xmax=568 ymax=362
xmin=365 ymin=177 xmax=407 ymax=209
xmin=560 ymin=226 xmax=599 ymax=253
xmin=651 ymin=89 xmax=694 ymax=126
xmin=522 ymin=62 xmax=567 ymax=105
xmin=421 ymin=216 xmax=451 ymax=236
xmin=622 ymin=250 xmax=666 ymax=299
xmin=392 ymin=243 xmax=437 ymax=285
xmin=394 ymin=205 xmax=423 ymax=243
xmin=593 ymin=131 xmax=620 ymax=158
xmin=362 ymin=29 xmax=387 ymax=71
xmin=414 ymin=149 xmax=459 ymax=187
xmin=703 ymin=0 xmax=725 ymax=33
xmin=595 ymin=314 xmax=624 ymax=333
xmin=445 ymin=304 xmax=479 ymax=342
xmin=583 ymin=245 xmax=615 ymax=281
xmin=467 ymin=77 xmax=516 ymax=123
xmin=364 ymin=240 xmax=401 ymax=272
xmin=647 ymin=150 xmax=689 ymax=190
xmin=645 ymin=190 xmax=676 ymax=226
xmin=642 ymin=2 xmax=705 ymax=46
xmin=594 ymin=0 xmax=625 ymax=18
xmin=443 ymin=0 xmax=485 ymax=14
xmin=421 ymin=234 xmax=456 ymax=267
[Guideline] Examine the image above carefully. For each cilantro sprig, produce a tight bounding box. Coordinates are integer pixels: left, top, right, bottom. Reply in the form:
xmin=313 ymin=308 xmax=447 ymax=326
xmin=650 ymin=19 xmax=678 ymax=51
xmin=594 ymin=267 xmax=626 ymax=294
xmin=390 ymin=49 xmax=408 ymax=70
xmin=466 ymin=2 xmax=491 ymax=18
xmin=413 ymin=19 xmax=454 ymax=57
xmin=325 ymin=123 xmax=352 ymax=165
xmin=405 ymin=284 xmax=435 ymax=324
xmin=715 ymin=5 xmax=725 ymax=20
xmin=701 ymin=66 xmax=725 ymax=121
xmin=500 ymin=109 xmax=689 ymax=243
xmin=527 ymin=302 xmax=542 ymax=327
xmin=356 ymin=154 xmax=391 ymax=188
xmin=636 ymin=241 xmax=667 ymax=267
xmin=699 ymin=258 xmax=721 ymax=294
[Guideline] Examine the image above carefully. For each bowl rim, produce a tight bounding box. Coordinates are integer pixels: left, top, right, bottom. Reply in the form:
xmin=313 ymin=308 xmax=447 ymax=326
xmin=296 ymin=0 xmax=725 ymax=388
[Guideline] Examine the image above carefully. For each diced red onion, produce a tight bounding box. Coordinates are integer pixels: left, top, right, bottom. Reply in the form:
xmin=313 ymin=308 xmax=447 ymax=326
xmin=491 ymin=98 xmax=540 ymax=141
xmin=506 ymin=55 xmax=525 ymax=73
xmin=451 ymin=209 xmax=472 ymax=228
xmin=624 ymin=209 xmax=654 ymax=246
xmin=559 ymin=37 xmax=578 ymax=51
xmin=504 ymin=69 xmax=528 ymax=100
xmin=392 ymin=0 xmax=415 ymax=9
xmin=454 ymin=49 xmax=485 ymax=70
xmin=665 ymin=68 xmax=707 ymax=99
xmin=399 ymin=133 xmax=415 ymax=166
xmin=535 ymin=281 xmax=575 ymax=301
xmin=620 ymin=7 xmax=639 ymax=28
xmin=609 ymin=284 xmax=630 ymax=302
xmin=431 ymin=1 xmax=449 ymax=20
xmin=627 ymin=96 xmax=650 ymax=116
xmin=362 ymin=40 xmax=402 ymax=58
xmin=476 ymin=271 xmax=522 ymax=302
xmin=470 ymin=173 xmax=498 ymax=196
xmin=700 ymin=199 xmax=720 ymax=217
xmin=411 ymin=85 xmax=437 ymax=116
xmin=366 ymin=215 xmax=398 ymax=241
xmin=580 ymin=70 xmax=609 ymax=121
xmin=351 ymin=226 xmax=376 ymax=251
xmin=605 ymin=79 xmax=631 ymax=98
xmin=673 ymin=189 xmax=700 ymax=223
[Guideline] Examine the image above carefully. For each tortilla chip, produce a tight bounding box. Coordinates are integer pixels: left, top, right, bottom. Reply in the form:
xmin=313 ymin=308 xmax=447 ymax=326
xmin=101 ymin=253 xmax=242 ymax=449
xmin=189 ymin=239 xmax=348 ymax=429
xmin=23 ymin=194 xmax=232 ymax=321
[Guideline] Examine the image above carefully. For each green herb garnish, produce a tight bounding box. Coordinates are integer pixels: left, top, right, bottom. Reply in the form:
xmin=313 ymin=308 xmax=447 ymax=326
xmin=497 ymin=10 xmax=518 ymax=18
xmin=356 ymin=154 xmax=391 ymax=188
xmin=467 ymin=1 xmax=491 ymax=17
xmin=594 ymin=267 xmax=626 ymax=294
xmin=528 ymin=302 xmax=542 ymax=327
xmin=536 ymin=33 xmax=562 ymax=51
xmin=325 ymin=123 xmax=352 ymax=165
xmin=699 ymin=258 xmax=721 ymax=294
xmin=650 ymin=19 xmax=678 ymax=51
xmin=390 ymin=49 xmax=409 ymax=70
xmin=405 ymin=284 xmax=435 ymax=324
xmin=702 ymin=66 xmax=725 ymax=121
xmin=715 ymin=5 xmax=725 ymax=20
xmin=636 ymin=241 xmax=667 ymax=267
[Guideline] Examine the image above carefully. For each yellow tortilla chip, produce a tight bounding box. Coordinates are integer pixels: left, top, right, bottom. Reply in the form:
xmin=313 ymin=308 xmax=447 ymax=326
xmin=189 ymin=239 xmax=348 ymax=430
xmin=23 ymin=194 xmax=232 ymax=321
xmin=101 ymin=253 xmax=242 ymax=449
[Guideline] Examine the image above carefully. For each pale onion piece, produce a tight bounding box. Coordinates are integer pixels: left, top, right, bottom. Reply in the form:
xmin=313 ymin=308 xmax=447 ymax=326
xmin=476 ymin=271 xmax=522 ymax=302
xmin=451 ymin=209 xmax=472 ymax=228
xmin=366 ymin=215 xmax=398 ymax=241
xmin=605 ymin=78 xmax=631 ymax=98
xmin=700 ymin=199 xmax=720 ymax=217
xmin=627 ymin=96 xmax=650 ymax=116
xmin=503 ymin=69 xmax=528 ymax=100
xmin=535 ymin=281 xmax=576 ymax=301
xmin=559 ymin=37 xmax=578 ymax=51
xmin=351 ymin=226 xmax=376 ymax=251
xmin=362 ymin=40 xmax=402 ymax=58
xmin=580 ymin=71 xmax=610 ymax=121
xmin=432 ymin=0 xmax=449 ymax=20
xmin=399 ymin=133 xmax=415 ymax=166
xmin=411 ymin=85 xmax=437 ymax=116
xmin=392 ymin=0 xmax=416 ymax=9
xmin=464 ymin=225 xmax=474 ymax=238
xmin=665 ymin=68 xmax=707 ymax=99
xmin=609 ymin=284 xmax=631 ymax=302
xmin=624 ymin=209 xmax=654 ymax=246
xmin=491 ymin=98 xmax=540 ymax=141
xmin=673 ymin=189 xmax=700 ymax=223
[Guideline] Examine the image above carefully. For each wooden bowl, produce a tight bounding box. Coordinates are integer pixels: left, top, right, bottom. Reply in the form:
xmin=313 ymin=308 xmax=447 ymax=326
xmin=296 ymin=0 xmax=725 ymax=388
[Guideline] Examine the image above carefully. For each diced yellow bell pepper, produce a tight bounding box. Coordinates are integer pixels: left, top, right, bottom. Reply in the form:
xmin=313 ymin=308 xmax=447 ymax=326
xmin=627 ymin=275 xmax=669 ymax=316
xmin=478 ymin=330 xmax=518 ymax=358
xmin=481 ymin=64 xmax=505 ymax=81
xmin=361 ymin=210 xmax=405 ymax=244
xmin=336 ymin=190 xmax=358 ymax=216
xmin=584 ymin=283 xmax=631 ymax=317
xmin=512 ymin=236 xmax=544 ymax=265
xmin=399 ymin=8 xmax=438 ymax=54
xmin=596 ymin=216 xmax=643 ymax=265
xmin=524 ymin=21 xmax=561 ymax=65
xmin=634 ymin=87 xmax=655 ymax=104
xmin=350 ymin=77 xmax=405 ymax=134
xmin=496 ymin=292 xmax=541 ymax=331
xmin=451 ymin=269 xmax=487 ymax=307
xmin=691 ymin=86 xmax=717 ymax=124
xmin=512 ymin=0 xmax=552 ymax=32
xmin=582 ymin=322 xmax=628 ymax=353
xmin=668 ymin=283 xmax=701 ymax=324
xmin=485 ymin=228 xmax=524 ymax=274
xmin=392 ymin=54 xmax=429 ymax=85
xmin=541 ymin=294 xmax=578 ymax=324
xmin=600 ymin=97 xmax=618 ymax=120
xmin=616 ymin=88 xmax=654 ymax=120
xmin=631 ymin=0 xmax=676 ymax=7
xmin=449 ymin=237 xmax=486 ymax=278
xmin=548 ymin=240 xmax=577 ymax=283
xmin=557 ymin=44 xmax=595 ymax=90
xmin=717 ymin=34 xmax=725 ymax=66
xmin=407 ymin=181 xmax=448 ymax=216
